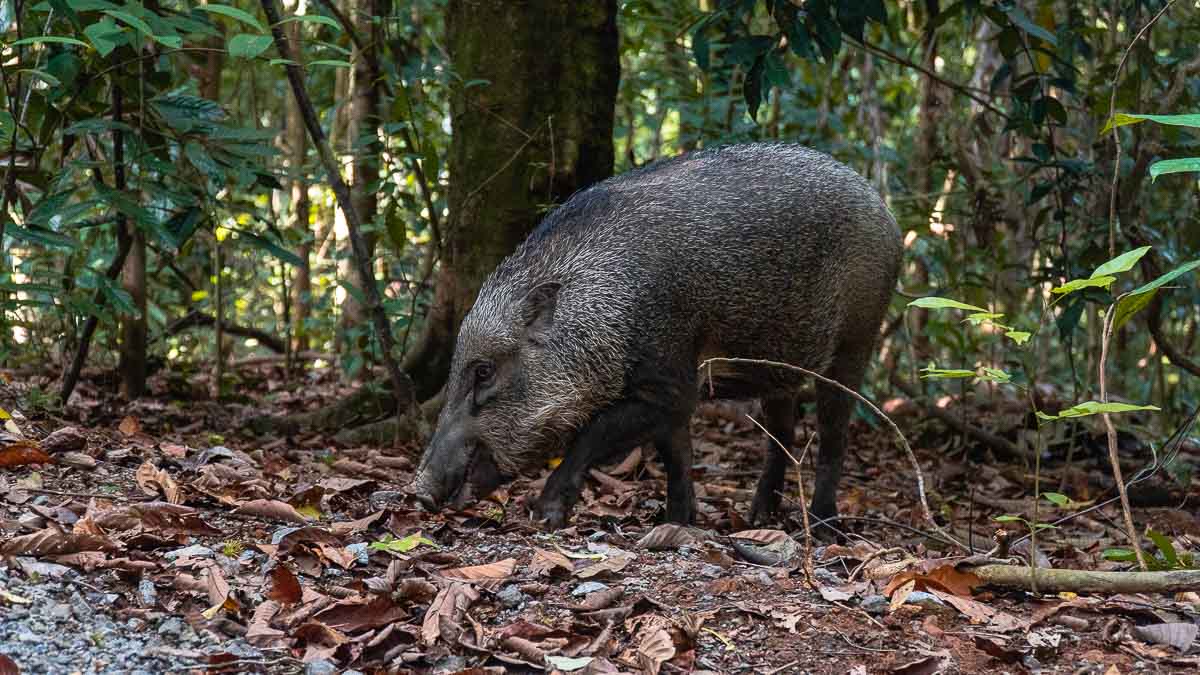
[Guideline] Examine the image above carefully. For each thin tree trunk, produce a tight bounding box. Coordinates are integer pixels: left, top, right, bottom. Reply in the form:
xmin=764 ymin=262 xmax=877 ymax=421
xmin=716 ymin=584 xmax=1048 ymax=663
xmin=285 ymin=20 xmax=311 ymax=356
xmin=115 ymin=85 xmax=147 ymax=399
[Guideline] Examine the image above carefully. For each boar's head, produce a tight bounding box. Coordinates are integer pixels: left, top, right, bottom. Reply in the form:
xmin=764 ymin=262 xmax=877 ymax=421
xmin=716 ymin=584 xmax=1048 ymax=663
xmin=408 ymin=281 xmax=593 ymax=511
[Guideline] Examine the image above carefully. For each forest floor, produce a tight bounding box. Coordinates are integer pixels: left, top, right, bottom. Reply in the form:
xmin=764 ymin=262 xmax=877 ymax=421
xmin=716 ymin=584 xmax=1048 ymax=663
xmin=2 ymin=363 xmax=1199 ymax=674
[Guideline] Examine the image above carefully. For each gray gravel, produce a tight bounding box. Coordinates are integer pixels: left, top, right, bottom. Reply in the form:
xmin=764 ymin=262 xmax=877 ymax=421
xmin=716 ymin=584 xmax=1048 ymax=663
xmin=0 ymin=558 xmax=280 ymax=674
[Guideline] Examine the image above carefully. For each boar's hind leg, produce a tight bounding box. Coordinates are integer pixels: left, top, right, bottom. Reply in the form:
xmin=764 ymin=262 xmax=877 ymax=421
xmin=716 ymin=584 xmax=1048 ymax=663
xmin=657 ymin=423 xmax=695 ymax=524
xmin=749 ymin=394 xmax=798 ymax=524
xmin=535 ymin=395 xmax=684 ymax=529
xmin=811 ymin=346 xmax=872 ymax=527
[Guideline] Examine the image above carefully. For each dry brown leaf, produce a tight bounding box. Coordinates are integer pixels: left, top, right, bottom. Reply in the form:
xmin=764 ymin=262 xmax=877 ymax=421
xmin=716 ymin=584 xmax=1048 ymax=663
xmin=890 ymin=579 xmax=917 ymax=613
xmin=440 ymin=558 xmax=517 ymax=582
xmin=1133 ymin=623 xmax=1198 ymax=653
xmin=0 ymin=526 xmax=119 ymax=556
xmin=637 ymin=628 xmax=675 ymax=675
xmin=40 ymin=427 xmax=87 ymax=455
xmin=529 ymin=548 xmax=573 ymax=576
xmin=313 ymin=596 xmax=407 ymax=633
xmin=327 ymin=510 xmax=383 ymax=537
xmin=135 ymin=462 xmax=182 ymax=504
xmin=729 ymin=528 xmax=790 ymax=545
xmin=0 ymin=653 xmax=19 ymax=675
xmin=0 ymin=440 xmax=53 ymax=468
xmin=571 ymin=586 xmax=624 ymax=612
xmin=118 ymin=416 xmax=141 ymax=436
xmin=928 ymin=588 xmax=1025 ymax=633
xmin=575 ymin=550 xmax=635 ymax=579
xmin=245 ymin=601 xmax=285 ymax=644
xmin=883 ymin=564 xmax=981 ymax=598
xmin=637 ymin=523 xmax=704 ymax=550
xmin=268 ymin=564 xmax=302 ymax=605
xmin=421 ymin=582 xmax=480 ymax=645
xmin=233 ymin=499 xmax=312 ymax=524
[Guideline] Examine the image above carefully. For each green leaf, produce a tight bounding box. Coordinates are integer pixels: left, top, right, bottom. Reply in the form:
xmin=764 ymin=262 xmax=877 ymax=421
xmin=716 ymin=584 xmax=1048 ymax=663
xmin=993 ymin=515 xmax=1024 ymax=523
xmin=1050 ymin=276 xmax=1115 ymax=295
xmin=276 ymin=14 xmax=342 ymax=32
xmin=1113 ymin=289 xmax=1158 ymax=331
xmin=195 ymin=4 xmax=264 ymax=32
xmin=21 ymin=68 xmax=61 ymax=87
xmin=1055 ymin=401 xmax=1160 ymax=419
xmin=1102 ymin=548 xmax=1138 ymax=562
xmin=368 ymin=533 xmax=436 ymax=553
xmin=1002 ymin=5 xmax=1057 ymax=45
xmin=963 ymin=311 xmax=1006 ymax=326
xmin=920 ymin=367 xmax=976 ymax=379
xmin=0 ymin=109 xmax=13 ymax=145
xmin=228 ymin=33 xmax=272 ymax=59
xmin=8 ymin=35 xmax=90 ymax=48
xmin=83 ymin=18 xmax=123 ymax=57
xmin=1005 ymin=330 xmax=1032 ymax=345
xmin=1131 ymin=260 xmax=1200 ymax=296
xmin=978 ymin=367 xmax=1012 ymax=384
xmin=308 ymin=59 xmax=351 ymax=68
xmin=907 ymin=297 xmax=988 ymax=312
xmin=1091 ymin=246 xmax=1150 ymax=278
xmin=103 ymin=9 xmax=182 ymax=48
xmin=1149 ymin=157 xmax=1200 ymax=181
xmin=1102 ymin=113 xmax=1200 ymax=135
xmin=64 ymin=118 xmax=135 ymax=135
xmin=1041 ymin=492 xmax=1069 ymax=507
xmin=1146 ymin=529 xmax=1179 ymax=568
xmin=4 ymin=223 xmax=78 ymax=249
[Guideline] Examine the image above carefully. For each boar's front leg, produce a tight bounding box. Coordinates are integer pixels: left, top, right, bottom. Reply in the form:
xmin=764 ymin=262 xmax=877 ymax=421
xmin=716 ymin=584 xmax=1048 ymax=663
xmin=534 ymin=393 xmax=685 ymax=529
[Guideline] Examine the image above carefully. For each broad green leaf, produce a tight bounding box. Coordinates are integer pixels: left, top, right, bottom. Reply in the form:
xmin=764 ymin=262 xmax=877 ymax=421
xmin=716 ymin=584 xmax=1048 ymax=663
xmin=276 ymin=14 xmax=342 ymax=31
xmin=978 ymin=367 xmax=1012 ymax=384
xmin=1050 ymin=276 xmax=1115 ymax=294
xmin=1113 ymin=289 xmax=1157 ymax=331
xmin=103 ymin=9 xmax=182 ymax=48
xmin=1055 ymin=401 xmax=1160 ymax=419
xmin=993 ymin=514 xmax=1024 ymax=523
xmin=1002 ymin=5 xmax=1057 ymax=45
xmin=228 ymin=33 xmax=272 ymax=59
xmin=1146 ymin=529 xmax=1179 ymax=568
xmin=4 ymin=223 xmax=78 ymax=249
xmin=1149 ymin=157 xmax=1200 ymax=181
xmin=1102 ymin=548 xmax=1138 ymax=562
xmin=20 ymin=68 xmax=61 ymax=87
xmin=268 ymin=58 xmax=299 ymax=66
xmin=1035 ymin=411 xmax=1059 ymax=423
xmin=1130 ymin=259 xmax=1200 ymax=295
xmin=1102 ymin=113 xmax=1200 ymax=134
xmin=907 ymin=297 xmax=988 ymax=312
xmin=84 ymin=19 xmax=123 ymax=56
xmin=308 ymin=59 xmax=351 ymax=68
xmin=1091 ymin=246 xmax=1150 ymax=278
xmin=1041 ymin=492 xmax=1069 ymax=507
xmin=64 ymin=118 xmax=135 ymax=135
xmin=8 ymin=35 xmax=90 ymax=48
xmin=1005 ymin=330 xmax=1032 ymax=345
xmin=195 ymin=4 xmax=264 ymax=31
xmin=920 ymin=367 xmax=975 ymax=379
xmin=963 ymin=311 xmax=1006 ymax=326
xmin=368 ymin=533 xmax=435 ymax=553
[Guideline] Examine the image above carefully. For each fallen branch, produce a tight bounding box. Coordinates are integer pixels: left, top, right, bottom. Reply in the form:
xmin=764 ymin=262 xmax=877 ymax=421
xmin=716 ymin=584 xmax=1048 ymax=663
xmin=969 ymin=564 xmax=1200 ymax=594
xmin=164 ymin=309 xmax=287 ymax=353
xmin=889 ymin=373 xmax=1023 ymax=460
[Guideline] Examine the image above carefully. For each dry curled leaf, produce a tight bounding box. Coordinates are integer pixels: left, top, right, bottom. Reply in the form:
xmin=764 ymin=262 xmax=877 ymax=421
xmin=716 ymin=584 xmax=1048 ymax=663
xmin=440 ymin=558 xmax=517 ymax=582
xmin=268 ymin=564 xmax=302 ymax=606
xmin=637 ymin=523 xmax=705 ymax=550
xmin=0 ymin=440 xmax=52 ymax=468
xmin=729 ymin=528 xmax=791 ymax=545
xmin=530 ymin=548 xmax=573 ymax=576
xmin=233 ymin=499 xmax=312 ymax=524
xmin=421 ymin=582 xmax=479 ymax=645
xmin=637 ymin=628 xmax=675 ymax=675
xmin=135 ymin=462 xmax=182 ymax=504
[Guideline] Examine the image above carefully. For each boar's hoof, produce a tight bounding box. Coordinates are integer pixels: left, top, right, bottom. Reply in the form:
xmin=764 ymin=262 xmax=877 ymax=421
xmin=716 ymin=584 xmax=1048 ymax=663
xmin=748 ymin=489 xmax=781 ymax=526
xmin=532 ymin=495 xmax=570 ymax=530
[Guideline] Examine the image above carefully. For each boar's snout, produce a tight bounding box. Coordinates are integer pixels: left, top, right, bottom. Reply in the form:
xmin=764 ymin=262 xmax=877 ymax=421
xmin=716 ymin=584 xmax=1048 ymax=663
xmin=407 ymin=417 xmax=476 ymax=512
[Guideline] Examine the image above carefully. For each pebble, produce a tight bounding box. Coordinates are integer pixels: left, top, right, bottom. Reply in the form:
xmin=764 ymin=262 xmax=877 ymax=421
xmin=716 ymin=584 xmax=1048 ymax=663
xmin=860 ymin=594 xmax=889 ymax=615
xmin=496 ymin=584 xmax=527 ymax=609
xmin=571 ymin=581 xmax=609 ymax=596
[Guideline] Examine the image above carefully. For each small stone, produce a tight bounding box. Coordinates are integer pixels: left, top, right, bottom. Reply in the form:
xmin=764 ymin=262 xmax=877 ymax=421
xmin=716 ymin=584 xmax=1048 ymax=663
xmin=699 ymin=564 xmax=724 ymax=578
xmin=860 ymin=594 xmax=889 ymax=616
xmin=496 ymin=585 xmax=526 ymax=609
xmin=158 ymin=617 xmax=184 ymax=637
xmin=571 ymin=581 xmax=608 ymax=596
xmin=305 ymin=660 xmax=339 ymax=675
xmin=904 ymin=591 xmax=945 ymax=608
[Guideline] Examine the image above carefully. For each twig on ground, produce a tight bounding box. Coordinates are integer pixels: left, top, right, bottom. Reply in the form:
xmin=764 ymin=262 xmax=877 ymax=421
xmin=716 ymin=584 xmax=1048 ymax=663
xmin=969 ymin=564 xmax=1200 ymax=594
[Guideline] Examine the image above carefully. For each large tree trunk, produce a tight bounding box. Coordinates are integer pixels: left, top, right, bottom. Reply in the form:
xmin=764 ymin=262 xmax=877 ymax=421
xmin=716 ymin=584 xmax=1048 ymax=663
xmin=404 ymin=0 xmax=620 ymax=399
xmin=114 ymin=86 xmax=147 ymax=399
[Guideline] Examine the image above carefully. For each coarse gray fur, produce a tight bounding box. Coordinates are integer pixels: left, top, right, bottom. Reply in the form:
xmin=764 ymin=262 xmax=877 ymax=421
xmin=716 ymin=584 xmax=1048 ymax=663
xmin=412 ymin=142 xmax=903 ymax=528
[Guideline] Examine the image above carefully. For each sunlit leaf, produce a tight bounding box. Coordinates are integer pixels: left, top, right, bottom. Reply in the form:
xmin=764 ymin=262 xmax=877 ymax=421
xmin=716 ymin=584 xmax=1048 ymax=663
xmin=907 ymin=297 xmax=988 ymax=312
xmin=1149 ymin=157 xmax=1200 ymax=181
xmin=196 ymin=4 xmax=265 ymax=32
xmin=276 ymin=14 xmax=342 ymax=32
xmin=1091 ymin=246 xmax=1150 ymax=278
xmin=1102 ymin=113 xmax=1200 ymax=135
xmin=228 ymin=33 xmax=272 ymax=59
xmin=1050 ymin=276 xmax=1115 ymax=295
xmin=1005 ymin=330 xmax=1032 ymax=345
xmin=919 ymin=367 xmax=975 ymax=379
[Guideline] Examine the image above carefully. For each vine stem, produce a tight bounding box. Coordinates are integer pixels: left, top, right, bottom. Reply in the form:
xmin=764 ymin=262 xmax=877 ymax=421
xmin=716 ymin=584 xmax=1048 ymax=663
xmin=1099 ymin=298 xmax=1149 ymax=571
xmin=1107 ymin=0 xmax=1178 ymax=257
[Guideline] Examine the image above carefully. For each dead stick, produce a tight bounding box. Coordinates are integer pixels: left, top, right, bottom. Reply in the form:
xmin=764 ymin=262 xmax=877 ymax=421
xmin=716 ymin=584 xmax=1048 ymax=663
xmin=970 ymin=564 xmax=1200 ymax=594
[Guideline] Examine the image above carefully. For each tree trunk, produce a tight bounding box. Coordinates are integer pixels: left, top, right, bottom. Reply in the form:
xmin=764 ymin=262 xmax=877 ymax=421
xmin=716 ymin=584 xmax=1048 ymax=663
xmin=339 ymin=0 xmax=384 ymax=353
xmin=286 ymin=20 xmax=312 ymax=355
xmin=114 ymin=86 xmax=147 ymax=399
xmin=404 ymin=0 xmax=620 ymax=399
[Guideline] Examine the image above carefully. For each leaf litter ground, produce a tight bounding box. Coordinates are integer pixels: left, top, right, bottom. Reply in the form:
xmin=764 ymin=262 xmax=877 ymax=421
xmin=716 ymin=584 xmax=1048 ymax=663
xmin=1 ymin=365 xmax=1199 ymax=673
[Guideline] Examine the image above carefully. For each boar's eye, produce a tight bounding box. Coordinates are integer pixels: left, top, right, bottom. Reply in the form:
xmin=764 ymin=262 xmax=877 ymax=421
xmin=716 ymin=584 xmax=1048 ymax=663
xmin=473 ymin=361 xmax=495 ymax=386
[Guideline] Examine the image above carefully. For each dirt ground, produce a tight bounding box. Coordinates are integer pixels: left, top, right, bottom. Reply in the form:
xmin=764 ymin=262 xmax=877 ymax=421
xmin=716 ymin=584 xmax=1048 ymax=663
xmin=2 ymin=364 xmax=1199 ymax=674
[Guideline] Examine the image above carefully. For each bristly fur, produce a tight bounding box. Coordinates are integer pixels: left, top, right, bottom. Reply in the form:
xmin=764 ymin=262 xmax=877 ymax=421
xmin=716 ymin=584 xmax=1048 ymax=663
xmin=442 ymin=142 xmax=903 ymax=477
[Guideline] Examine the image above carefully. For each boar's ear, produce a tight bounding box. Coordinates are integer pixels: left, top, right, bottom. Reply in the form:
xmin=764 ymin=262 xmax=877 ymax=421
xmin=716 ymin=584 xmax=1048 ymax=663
xmin=521 ymin=282 xmax=561 ymax=341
